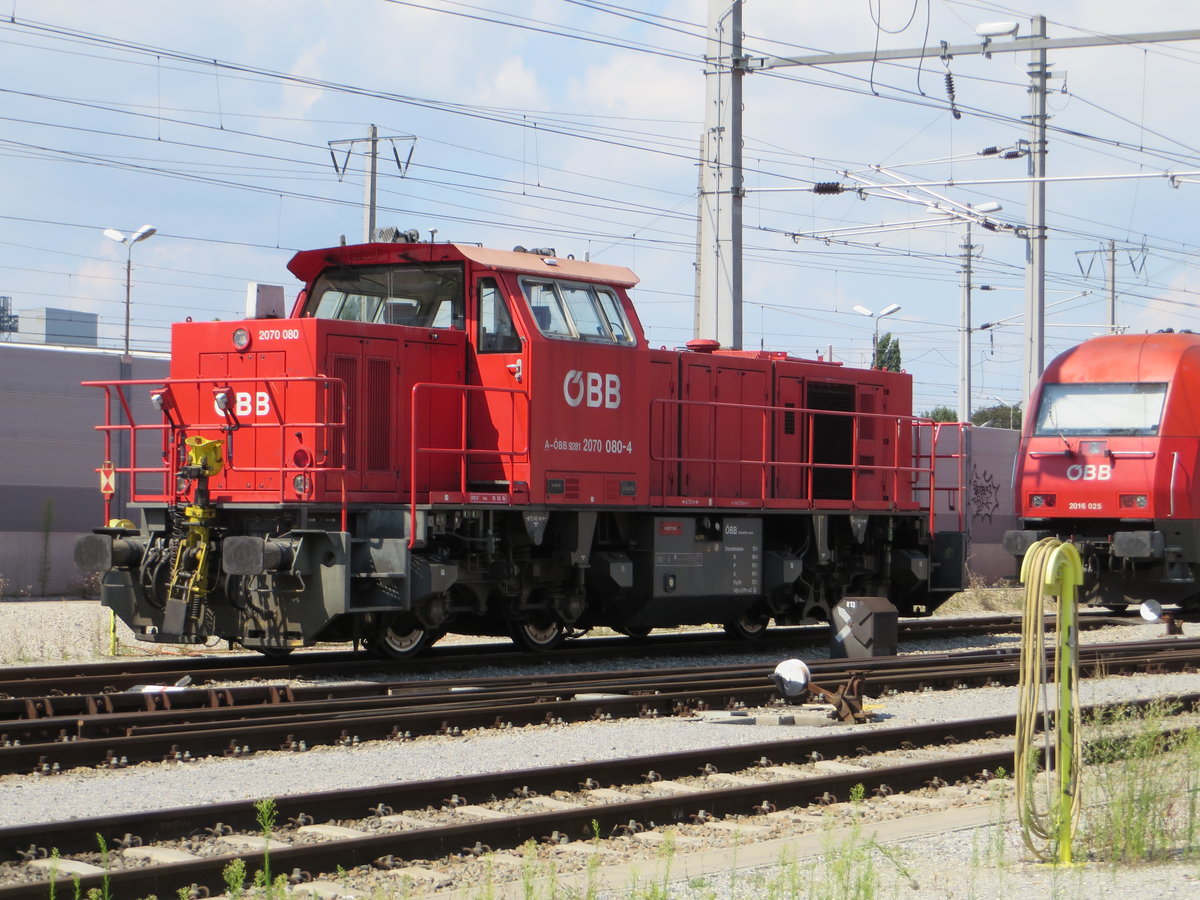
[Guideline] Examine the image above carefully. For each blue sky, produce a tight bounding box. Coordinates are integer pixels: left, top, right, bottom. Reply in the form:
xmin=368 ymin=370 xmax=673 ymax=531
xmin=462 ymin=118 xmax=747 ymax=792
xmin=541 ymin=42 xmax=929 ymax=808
xmin=1 ymin=1 xmax=1198 ymax=415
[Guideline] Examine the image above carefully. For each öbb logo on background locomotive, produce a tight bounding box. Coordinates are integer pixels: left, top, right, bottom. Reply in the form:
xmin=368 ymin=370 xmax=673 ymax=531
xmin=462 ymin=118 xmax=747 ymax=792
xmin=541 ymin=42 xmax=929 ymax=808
xmin=562 ymin=370 xmax=621 ymax=408
xmin=1065 ymin=464 xmax=1111 ymax=481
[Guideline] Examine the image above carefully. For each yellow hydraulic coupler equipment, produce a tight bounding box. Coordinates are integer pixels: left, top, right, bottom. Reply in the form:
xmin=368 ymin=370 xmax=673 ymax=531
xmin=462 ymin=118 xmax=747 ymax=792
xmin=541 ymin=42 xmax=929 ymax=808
xmin=163 ymin=436 xmax=225 ymax=636
xmin=1016 ymin=537 xmax=1083 ymax=865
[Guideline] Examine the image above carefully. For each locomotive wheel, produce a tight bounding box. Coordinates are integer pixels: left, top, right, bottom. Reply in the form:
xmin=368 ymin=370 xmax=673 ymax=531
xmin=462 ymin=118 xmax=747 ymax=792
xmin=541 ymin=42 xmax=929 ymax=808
xmin=510 ymin=618 xmax=566 ymax=652
xmin=371 ymin=618 xmax=440 ymax=660
xmin=723 ymin=614 xmax=770 ymax=641
xmin=616 ymin=624 xmax=652 ymax=641
xmin=253 ymin=646 xmax=294 ymax=659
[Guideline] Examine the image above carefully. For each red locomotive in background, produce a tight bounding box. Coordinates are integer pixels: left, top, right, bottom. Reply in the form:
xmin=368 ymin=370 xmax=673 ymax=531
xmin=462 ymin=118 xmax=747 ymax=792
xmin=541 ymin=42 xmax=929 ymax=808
xmin=1005 ymin=331 xmax=1200 ymax=611
xmin=76 ymin=237 xmax=967 ymax=656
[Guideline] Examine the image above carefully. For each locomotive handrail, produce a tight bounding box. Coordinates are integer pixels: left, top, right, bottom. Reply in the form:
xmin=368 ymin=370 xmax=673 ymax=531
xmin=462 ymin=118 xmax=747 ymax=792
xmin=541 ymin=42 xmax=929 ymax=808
xmin=647 ymin=396 xmax=965 ymax=535
xmin=927 ymin=421 xmax=970 ymax=536
xmin=81 ymin=375 xmax=349 ymax=530
xmin=409 ymin=381 xmax=531 ymax=548
xmin=1170 ymin=451 xmax=1180 ymax=519
xmin=1109 ymin=450 xmax=1156 ymax=459
xmin=1029 ymin=449 xmax=1075 ymax=458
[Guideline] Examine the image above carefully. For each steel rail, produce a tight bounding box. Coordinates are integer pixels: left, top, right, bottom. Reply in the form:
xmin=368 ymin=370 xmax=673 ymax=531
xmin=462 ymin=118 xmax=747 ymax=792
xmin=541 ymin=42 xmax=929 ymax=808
xmin=1 ymin=639 xmax=1197 ymax=777
xmin=1 ymin=692 xmax=1196 ymax=900
xmin=0 ymin=614 xmax=1142 ymax=705
xmin=0 ymin=612 xmax=1138 ymax=701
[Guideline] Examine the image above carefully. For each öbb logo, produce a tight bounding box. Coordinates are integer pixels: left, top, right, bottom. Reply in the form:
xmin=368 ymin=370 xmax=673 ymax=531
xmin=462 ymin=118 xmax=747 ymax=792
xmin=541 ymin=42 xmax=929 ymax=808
xmin=214 ymin=391 xmax=271 ymax=417
xmin=1066 ymin=463 xmax=1111 ymax=481
xmin=563 ymin=370 xmax=621 ymax=409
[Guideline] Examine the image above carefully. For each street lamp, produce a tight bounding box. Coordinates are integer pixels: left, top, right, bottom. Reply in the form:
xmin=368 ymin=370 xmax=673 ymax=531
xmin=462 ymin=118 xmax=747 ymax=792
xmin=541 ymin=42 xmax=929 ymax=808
xmin=994 ymin=395 xmax=1021 ymax=430
xmin=852 ymin=303 xmax=901 ymax=368
xmin=103 ymin=225 xmax=156 ymax=357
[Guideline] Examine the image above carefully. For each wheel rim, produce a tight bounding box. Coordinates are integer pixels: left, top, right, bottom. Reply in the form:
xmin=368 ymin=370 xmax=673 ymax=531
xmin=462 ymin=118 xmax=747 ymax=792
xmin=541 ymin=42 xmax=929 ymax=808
xmin=372 ymin=618 xmax=437 ymax=659
xmin=617 ymin=625 xmax=652 ymax=639
xmin=724 ymin=615 xmax=770 ymax=640
xmin=381 ymin=626 xmax=427 ymax=655
xmin=512 ymin=619 xmax=565 ymax=651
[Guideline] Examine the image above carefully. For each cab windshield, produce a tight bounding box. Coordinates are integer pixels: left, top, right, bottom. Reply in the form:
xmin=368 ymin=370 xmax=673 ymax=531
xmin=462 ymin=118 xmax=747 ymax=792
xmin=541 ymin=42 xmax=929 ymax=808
xmin=520 ymin=277 xmax=634 ymax=345
xmin=305 ymin=263 xmax=464 ymax=329
xmin=1034 ymin=382 xmax=1166 ymax=437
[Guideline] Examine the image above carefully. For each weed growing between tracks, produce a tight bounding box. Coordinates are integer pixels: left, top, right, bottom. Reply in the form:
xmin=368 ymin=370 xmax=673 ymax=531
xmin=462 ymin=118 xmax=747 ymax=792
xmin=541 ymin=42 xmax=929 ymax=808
xmin=1080 ymin=702 xmax=1200 ymax=866
xmin=35 ymin=706 xmax=1199 ymax=899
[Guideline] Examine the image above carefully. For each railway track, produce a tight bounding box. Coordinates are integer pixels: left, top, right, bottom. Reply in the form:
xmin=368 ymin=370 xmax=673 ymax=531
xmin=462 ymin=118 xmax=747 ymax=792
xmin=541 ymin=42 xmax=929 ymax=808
xmin=0 ymin=611 xmax=1136 ymax=700
xmin=3 ymin=636 xmax=1197 ymax=777
xmin=2 ymin=689 xmax=1196 ymax=900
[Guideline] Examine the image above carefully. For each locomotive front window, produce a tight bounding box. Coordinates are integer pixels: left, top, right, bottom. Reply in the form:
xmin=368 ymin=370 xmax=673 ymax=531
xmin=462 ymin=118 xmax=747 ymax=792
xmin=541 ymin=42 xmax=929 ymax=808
xmin=520 ymin=278 xmax=635 ymax=345
xmin=1034 ymin=382 xmax=1167 ymax=437
xmin=306 ymin=263 xmax=464 ymax=329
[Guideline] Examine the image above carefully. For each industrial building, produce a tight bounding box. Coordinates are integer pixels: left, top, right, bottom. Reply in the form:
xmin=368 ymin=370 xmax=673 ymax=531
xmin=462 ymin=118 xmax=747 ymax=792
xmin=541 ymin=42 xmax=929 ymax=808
xmin=0 ymin=341 xmax=166 ymax=595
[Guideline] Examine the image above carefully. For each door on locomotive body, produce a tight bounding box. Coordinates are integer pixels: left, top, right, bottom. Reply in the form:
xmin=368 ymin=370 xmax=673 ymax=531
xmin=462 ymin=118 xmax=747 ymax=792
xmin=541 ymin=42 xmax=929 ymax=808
xmin=854 ymin=381 xmax=890 ymax=507
xmin=467 ymin=274 xmax=530 ymax=490
xmin=299 ymin=257 xmax=467 ymax=499
xmin=515 ymin=275 xmax=646 ymax=504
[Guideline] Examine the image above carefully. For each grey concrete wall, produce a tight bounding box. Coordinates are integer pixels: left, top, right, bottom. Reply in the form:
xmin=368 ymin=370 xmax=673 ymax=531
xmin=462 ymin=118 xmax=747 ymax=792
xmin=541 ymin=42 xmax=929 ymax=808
xmin=0 ymin=344 xmax=168 ymax=594
xmin=965 ymin=427 xmax=1021 ymax=583
xmin=931 ymin=427 xmax=1017 ymax=588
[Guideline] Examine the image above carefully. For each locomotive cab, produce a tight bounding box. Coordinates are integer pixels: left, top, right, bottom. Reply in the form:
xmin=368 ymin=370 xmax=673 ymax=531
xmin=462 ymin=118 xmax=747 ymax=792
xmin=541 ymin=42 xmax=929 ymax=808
xmin=1005 ymin=331 xmax=1200 ymax=609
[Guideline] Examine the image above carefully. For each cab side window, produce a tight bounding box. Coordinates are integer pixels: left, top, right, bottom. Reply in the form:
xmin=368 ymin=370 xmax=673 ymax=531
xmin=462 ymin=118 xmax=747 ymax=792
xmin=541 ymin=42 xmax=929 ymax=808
xmin=477 ymin=278 xmax=521 ymax=353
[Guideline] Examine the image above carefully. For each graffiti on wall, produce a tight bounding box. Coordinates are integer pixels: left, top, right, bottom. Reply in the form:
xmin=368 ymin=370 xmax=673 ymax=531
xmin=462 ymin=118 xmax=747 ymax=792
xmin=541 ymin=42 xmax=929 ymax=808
xmin=970 ymin=464 xmax=1001 ymax=524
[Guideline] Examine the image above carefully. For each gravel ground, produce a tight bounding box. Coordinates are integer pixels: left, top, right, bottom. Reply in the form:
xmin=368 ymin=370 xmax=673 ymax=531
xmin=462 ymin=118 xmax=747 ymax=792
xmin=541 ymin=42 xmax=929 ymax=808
xmin=1 ymin=599 xmax=1198 ymax=899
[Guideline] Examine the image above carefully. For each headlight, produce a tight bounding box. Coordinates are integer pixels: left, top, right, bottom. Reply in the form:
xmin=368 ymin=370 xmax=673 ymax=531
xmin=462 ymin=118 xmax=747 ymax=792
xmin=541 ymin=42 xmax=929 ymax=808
xmin=232 ymin=327 xmax=251 ymax=351
xmin=292 ymin=473 xmax=312 ymax=495
xmin=1120 ymin=494 xmax=1149 ymax=509
xmin=1029 ymin=494 xmax=1056 ymax=508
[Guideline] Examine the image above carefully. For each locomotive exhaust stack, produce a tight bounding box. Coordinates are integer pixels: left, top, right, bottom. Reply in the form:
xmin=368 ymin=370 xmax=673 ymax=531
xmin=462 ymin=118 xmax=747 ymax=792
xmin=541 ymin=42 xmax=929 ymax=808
xmin=77 ymin=239 xmax=968 ymax=656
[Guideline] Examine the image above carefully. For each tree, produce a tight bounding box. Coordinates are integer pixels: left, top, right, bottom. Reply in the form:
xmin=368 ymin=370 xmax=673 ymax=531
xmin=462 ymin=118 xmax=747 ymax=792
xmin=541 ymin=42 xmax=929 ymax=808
xmin=872 ymin=331 xmax=902 ymax=372
xmin=921 ymin=406 xmax=958 ymax=423
xmin=972 ymin=403 xmax=1023 ymax=430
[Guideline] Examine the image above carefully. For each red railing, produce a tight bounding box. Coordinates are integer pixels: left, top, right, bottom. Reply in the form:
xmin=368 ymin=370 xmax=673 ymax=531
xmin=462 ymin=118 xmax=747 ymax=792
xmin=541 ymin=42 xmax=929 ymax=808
xmin=408 ymin=381 xmax=531 ymax=546
xmin=649 ymin=397 xmax=967 ymax=536
xmin=82 ymin=375 xmax=349 ymax=530
xmin=914 ymin=422 xmax=971 ymax=535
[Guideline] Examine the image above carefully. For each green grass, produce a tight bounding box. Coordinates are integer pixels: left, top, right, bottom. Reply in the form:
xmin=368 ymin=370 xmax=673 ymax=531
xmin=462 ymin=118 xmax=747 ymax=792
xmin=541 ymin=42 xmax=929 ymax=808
xmin=1079 ymin=702 xmax=1200 ymax=866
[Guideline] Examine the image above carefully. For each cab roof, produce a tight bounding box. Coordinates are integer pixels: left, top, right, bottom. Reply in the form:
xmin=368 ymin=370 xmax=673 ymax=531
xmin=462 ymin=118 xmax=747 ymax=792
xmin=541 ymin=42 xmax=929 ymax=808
xmin=288 ymin=242 xmax=640 ymax=288
xmin=1044 ymin=331 xmax=1200 ymax=384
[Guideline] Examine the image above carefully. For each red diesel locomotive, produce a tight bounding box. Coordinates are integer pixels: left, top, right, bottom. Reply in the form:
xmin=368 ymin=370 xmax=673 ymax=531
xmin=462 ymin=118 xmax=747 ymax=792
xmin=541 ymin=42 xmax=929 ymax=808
xmin=1005 ymin=331 xmax=1200 ymax=610
xmin=76 ymin=238 xmax=967 ymax=656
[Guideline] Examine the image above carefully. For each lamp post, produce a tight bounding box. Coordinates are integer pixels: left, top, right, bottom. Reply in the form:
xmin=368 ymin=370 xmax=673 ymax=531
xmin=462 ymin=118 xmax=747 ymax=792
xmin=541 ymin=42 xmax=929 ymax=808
xmin=994 ymin=395 xmax=1021 ymax=430
xmin=852 ymin=303 xmax=901 ymax=368
xmin=103 ymin=225 xmax=156 ymax=357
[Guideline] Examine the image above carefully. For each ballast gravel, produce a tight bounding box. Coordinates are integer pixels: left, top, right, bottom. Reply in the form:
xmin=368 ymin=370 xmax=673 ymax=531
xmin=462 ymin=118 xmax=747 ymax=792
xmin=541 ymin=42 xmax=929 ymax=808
xmin=1 ymin=599 xmax=1198 ymax=899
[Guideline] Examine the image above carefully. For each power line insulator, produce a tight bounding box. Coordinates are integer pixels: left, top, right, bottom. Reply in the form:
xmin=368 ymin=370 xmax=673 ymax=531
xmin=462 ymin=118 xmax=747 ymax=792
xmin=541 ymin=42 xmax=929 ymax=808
xmin=812 ymin=182 xmax=844 ymax=195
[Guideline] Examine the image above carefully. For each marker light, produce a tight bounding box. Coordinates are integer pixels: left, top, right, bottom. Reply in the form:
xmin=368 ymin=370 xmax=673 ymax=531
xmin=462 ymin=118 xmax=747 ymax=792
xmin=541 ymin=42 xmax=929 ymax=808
xmin=232 ymin=327 xmax=251 ymax=351
xmin=1029 ymin=494 xmax=1056 ymax=508
xmin=1120 ymin=494 xmax=1149 ymax=509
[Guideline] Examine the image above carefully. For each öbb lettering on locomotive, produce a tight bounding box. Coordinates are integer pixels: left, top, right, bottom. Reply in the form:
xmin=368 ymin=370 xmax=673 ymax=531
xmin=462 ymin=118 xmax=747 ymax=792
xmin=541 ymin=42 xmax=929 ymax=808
xmin=75 ymin=238 xmax=967 ymax=657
